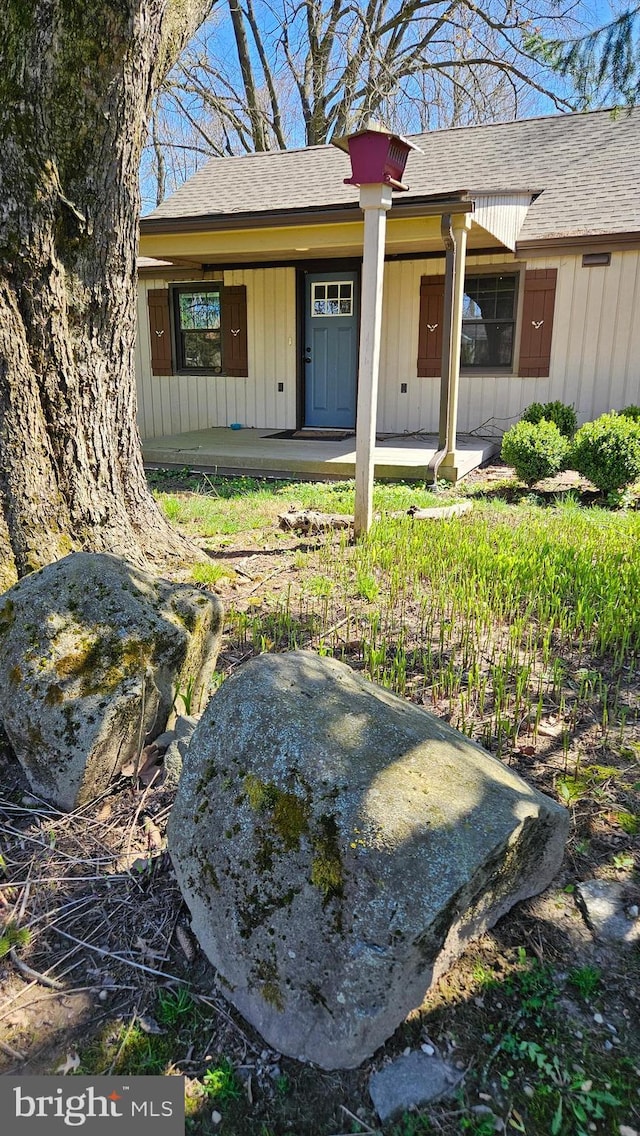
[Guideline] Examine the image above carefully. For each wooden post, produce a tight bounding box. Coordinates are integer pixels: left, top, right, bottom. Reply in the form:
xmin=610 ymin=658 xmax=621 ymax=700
xmin=439 ymin=214 xmax=455 ymax=449
xmin=354 ymin=183 xmax=393 ymax=537
xmin=440 ymin=213 xmax=472 ymax=482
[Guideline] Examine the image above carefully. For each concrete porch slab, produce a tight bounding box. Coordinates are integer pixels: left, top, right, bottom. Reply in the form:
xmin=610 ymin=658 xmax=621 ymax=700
xmin=142 ymin=427 xmax=497 ymax=483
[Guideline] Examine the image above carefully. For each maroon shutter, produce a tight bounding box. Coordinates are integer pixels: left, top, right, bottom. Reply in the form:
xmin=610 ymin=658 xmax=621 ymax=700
xmin=221 ymin=285 xmax=248 ymax=377
xmin=518 ymin=269 xmax=557 ymax=377
xmin=147 ymin=289 xmax=173 ymax=375
xmin=417 ymin=275 xmax=445 ymax=377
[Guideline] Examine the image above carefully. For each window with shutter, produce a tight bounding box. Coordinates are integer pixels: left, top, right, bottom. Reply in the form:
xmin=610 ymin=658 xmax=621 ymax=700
xmin=149 ymin=284 xmax=249 ymax=377
xmin=417 ymin=267 xmax=555 ymax=379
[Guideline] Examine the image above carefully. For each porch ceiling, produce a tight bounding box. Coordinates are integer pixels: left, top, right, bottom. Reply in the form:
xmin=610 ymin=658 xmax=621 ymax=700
xmin=139 ymin=212 xmax=506 ymax=266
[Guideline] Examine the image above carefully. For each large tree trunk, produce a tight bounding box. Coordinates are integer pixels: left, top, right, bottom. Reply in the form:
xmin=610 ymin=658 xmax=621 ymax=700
xmin=0 ymin=1 xmax=214 ymax=580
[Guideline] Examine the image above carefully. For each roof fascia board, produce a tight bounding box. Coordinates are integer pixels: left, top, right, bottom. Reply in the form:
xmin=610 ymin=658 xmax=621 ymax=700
xmin=139 ymin=193 xmax=473 ymax=236
xmin=517 ymin=232 xmax=640 ymax=257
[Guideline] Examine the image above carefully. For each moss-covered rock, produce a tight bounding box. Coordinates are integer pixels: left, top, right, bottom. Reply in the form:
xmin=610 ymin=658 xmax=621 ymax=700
xmin=0 ymin=552 xmax=223 ymax=810
xmin=167 ymin=651 xmax=569 ymax=1070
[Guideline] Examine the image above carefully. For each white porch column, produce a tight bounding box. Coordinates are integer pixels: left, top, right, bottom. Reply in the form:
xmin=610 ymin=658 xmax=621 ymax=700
xmin=354 ymin=183 xmax=393 ymax=538
xmin=439 ymin=213 xmax=472 ymax=482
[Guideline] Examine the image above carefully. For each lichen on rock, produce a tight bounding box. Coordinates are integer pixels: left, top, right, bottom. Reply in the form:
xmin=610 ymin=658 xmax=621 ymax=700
xmin=168 ymin=650 xmax=569 ymax=1070
xmin=0 ymin=552 xmax=223 ymax=810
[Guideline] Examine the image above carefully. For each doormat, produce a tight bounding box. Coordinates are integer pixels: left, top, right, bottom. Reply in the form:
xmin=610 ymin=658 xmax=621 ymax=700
xmin=265 ymin=430 xmax=355 ymax=441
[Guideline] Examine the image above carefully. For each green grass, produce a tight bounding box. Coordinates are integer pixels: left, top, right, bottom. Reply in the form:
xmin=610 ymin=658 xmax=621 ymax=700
xmin=155 ymin=474 xmax=640 ymax=765
xmin=154 ymin=475 xmax=449 ymax=536
xmin=191 ymin=561 xmax=236 ymax=586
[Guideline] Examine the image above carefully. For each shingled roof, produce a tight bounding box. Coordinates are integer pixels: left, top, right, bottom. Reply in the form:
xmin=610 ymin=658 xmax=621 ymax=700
xmin=143 ymin=108 xmax=640 ymax=245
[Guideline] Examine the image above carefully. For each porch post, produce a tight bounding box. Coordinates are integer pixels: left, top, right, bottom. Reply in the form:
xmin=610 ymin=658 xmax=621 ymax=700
xmin=439 ymin=213 xmax=472 ymax=482
xmin=354 ymin=183 xmax=393 ymax=538
xmin=439 ymin=214 xmax=455 ymax=449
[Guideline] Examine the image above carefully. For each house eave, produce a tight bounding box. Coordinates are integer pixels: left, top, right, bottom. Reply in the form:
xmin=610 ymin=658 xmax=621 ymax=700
xmin=139 ymin=192 xmax=474 ymax=236
xmin=516 ymin=230 xmax=640 ymax=257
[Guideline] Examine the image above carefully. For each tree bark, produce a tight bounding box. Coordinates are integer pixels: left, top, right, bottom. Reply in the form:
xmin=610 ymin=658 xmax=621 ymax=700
xmin=0 ymin=1 xmax=214 ymax=578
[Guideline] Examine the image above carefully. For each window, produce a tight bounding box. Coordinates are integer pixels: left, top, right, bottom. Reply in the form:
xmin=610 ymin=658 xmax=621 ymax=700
xmin=461 ymin=274 xmax=517 ymax=368
xmin=156 ymin=283 xmax=248 ymax=377
xmin=174 ymin=285 xmax=222 ymax=373
xmin=312 ymin=281 xmax=353 ymax=317
xmin=417 ymin=268 xmax=556 ymax=380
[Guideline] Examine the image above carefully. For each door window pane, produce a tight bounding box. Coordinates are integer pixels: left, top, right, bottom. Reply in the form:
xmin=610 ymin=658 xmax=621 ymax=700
xmin=312 ymin=280 xmax=353 ymax=317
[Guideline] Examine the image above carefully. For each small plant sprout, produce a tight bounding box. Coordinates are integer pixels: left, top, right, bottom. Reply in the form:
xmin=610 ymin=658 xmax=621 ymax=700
xmin=0 ymin=921 xmax=30 ymax=959
xmin=202 ymin=1057 xmax=243 ymax=1101
xmin=567 ymin=966 xmax=601 ymax=999
xmin=174 ymin=675 xmax=197 ymax=716
xmin=156 ymin=987 xmax=196 ymax=1026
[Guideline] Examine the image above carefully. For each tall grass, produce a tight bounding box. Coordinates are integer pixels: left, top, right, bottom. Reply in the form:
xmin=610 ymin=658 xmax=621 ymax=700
xmin=227 ymin=499 xmax=639 ymax=756
xmin=154 ymin=473 xmax=639 ymax=760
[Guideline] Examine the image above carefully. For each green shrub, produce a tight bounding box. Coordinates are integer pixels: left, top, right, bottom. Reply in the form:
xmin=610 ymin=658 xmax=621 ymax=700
xmin=569 ymin=412 xmax=640 ymax=494
xmin=620 ymin=404 xmax=640 ymax=422
xmin=522 ymin=400 xmax=577 ymax=438
xmin=501 ymin=420 xmax=569 ymax=486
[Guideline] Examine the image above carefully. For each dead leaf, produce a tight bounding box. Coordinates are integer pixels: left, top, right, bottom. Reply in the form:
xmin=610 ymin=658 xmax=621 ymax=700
xmin=138 ymin=1015 xmax=165 ymax=1035
xmin=134 ymin=935 xmax=166 ymax=964
xmin=143 ymin=815 xmax=164 ymax=849
xmin=55 ymin=1052 xmax=80 ymax=1075
xmin=538 ymin=720 xmax=564 ymax=737
xmin=517 ymin=745 xmax=536 ymax=756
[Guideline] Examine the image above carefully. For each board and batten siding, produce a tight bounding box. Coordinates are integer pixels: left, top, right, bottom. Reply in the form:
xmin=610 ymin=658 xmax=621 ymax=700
xmin=136 ymin=267 xmax=297 ymax=439
xmin=377 ymin=249 xmax=640 ymax=435
xmin=136 ymin=250 xmax=640 ymax=440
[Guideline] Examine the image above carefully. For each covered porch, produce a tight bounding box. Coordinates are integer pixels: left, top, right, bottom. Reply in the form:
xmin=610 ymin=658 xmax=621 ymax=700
xmin=142 ymin=426 xmax=496 ymax=482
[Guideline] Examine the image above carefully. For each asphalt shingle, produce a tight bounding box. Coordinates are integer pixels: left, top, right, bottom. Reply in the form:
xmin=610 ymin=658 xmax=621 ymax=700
xmin=145 ymin=108 xmax=640 ymax=244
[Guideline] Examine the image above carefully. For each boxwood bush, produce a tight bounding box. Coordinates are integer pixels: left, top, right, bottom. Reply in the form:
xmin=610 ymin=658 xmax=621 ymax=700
xmin=620 ymin=404 xmax=640 ymax=422
xmin=521 ymin=400 xmax=577 ymax=438
xmin=569 ymin=412 xmax=640 ymax=494
xmin=501 ymin=420 xmax=569 ymax=486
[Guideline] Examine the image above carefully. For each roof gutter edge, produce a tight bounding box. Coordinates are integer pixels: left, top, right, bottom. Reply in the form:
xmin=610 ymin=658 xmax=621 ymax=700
xmin=516 ymin=231 xmax=640 ymax=256
xmin=139 ymin=193 xmax=474 ymax=235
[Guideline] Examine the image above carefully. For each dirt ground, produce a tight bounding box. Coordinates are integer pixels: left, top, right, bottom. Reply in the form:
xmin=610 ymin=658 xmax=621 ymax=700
xmin=0 ymin=465 xmax=639 ymax=1135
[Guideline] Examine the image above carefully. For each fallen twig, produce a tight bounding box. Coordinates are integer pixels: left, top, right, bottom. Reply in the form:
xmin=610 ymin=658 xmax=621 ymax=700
xmin=54 ymin=928 xmax=187 ymax=984
xmin=0 ymin=1036 xmax=25 ymax=1061
xmin=339 ymin=1104 xmax=381 ymax=1133
xmin=9 ymin=948 xmax=66 ymax=991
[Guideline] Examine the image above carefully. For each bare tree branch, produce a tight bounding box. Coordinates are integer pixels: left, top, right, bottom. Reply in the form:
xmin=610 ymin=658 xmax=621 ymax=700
xmin=144 ymin=0 xmax=586 ymax=206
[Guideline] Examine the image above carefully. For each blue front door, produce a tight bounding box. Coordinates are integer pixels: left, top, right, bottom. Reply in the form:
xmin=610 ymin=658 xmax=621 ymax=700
xmin=304 ymin=270 xmax=358 ymax=428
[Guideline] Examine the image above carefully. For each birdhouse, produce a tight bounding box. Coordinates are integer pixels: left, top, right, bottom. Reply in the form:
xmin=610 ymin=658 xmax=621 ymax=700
xmin=332 ymin=123 xmax=420 ymax=192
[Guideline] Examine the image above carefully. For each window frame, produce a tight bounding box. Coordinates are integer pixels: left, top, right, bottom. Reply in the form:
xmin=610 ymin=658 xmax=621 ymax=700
xmin=310 ymin=279 xmax=355 ymax=318
xmin=172 ymin=282 xmax=224 ymax=375
xmin=460 ymin=269 xmax=520 ymax=373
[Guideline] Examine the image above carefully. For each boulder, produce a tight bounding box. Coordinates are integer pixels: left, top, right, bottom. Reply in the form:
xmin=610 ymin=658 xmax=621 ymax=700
xmin=168 ymin=651 xmax=568 ymax=1069
xmin=0 ymin=553 xmax=223 ymax=810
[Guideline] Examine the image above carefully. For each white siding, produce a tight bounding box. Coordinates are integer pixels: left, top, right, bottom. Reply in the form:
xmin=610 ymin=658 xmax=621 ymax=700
xmin=136 ymin=249 xmax=640 ymax=441
xmin=136 ymin=267 xmax=296 ymax=439
xmin=376 ymin=249 xmax=640 ymax=434
xmin=473 ymin=194 xmax=532 ymax=251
